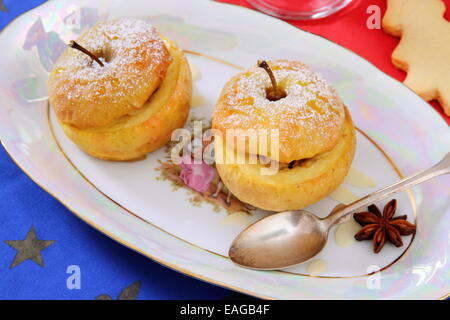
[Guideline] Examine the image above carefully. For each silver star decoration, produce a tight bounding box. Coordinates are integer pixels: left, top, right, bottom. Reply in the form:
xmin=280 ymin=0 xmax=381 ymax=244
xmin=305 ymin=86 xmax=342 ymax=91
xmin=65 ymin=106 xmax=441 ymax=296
xmin=0 ymin=0 xmax=7 ymax=12
xmin=96 ymin=281 xmax=141 ymax=300
xmin=4 ymin=226 xmax=55 ymax=269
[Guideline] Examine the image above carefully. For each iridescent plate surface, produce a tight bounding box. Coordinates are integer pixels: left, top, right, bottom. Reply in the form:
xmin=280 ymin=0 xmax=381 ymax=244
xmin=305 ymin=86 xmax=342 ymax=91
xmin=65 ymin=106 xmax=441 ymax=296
xmin=0 ymin=0 xmax=448 ymax=299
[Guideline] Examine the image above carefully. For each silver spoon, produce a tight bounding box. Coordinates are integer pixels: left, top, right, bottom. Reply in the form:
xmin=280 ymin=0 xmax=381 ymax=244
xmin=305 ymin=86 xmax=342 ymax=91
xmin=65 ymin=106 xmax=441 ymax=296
xmin=229 ymin=152 xmax=450 ymax=270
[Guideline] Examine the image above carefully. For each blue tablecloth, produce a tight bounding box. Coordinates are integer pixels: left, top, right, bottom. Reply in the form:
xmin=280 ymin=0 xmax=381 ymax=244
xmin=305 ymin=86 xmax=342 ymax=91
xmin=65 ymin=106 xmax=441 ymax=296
xmin=0 ymin=0 xmax=238 ymax=300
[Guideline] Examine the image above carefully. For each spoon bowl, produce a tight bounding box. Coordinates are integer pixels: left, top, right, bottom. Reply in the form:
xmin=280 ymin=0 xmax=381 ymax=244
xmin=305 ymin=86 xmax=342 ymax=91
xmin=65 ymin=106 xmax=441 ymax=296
xmin=229 ymin=210 xmax=328 ymax=270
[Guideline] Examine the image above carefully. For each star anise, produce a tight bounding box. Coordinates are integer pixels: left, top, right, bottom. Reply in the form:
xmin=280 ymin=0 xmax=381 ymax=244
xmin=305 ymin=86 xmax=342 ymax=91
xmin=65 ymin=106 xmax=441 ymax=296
xmin=353 ymin=199 xmax=416 ymax=253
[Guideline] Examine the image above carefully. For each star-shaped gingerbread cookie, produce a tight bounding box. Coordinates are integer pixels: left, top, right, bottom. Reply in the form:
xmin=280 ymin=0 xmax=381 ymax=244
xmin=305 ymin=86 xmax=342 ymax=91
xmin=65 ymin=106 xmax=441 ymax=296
xmin=383 ymin=0 xmax=450 ymax=115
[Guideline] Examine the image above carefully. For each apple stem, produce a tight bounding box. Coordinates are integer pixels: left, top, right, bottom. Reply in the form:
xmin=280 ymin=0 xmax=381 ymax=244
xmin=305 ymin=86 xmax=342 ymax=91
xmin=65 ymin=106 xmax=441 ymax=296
xmin=68 ymin=40 xmax=104 ymax=67
xmin=257 ymin=60 xmax=282 ymax=101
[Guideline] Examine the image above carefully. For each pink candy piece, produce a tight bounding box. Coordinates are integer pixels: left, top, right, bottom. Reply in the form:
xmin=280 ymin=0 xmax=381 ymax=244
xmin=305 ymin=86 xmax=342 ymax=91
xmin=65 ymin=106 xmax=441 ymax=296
xmin=179 ymin=155 xmax=216 ymax=193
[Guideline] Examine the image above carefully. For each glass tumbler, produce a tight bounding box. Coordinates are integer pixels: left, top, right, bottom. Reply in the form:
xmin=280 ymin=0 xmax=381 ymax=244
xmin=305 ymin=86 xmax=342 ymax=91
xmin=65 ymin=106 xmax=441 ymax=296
xmin=246 ymin=0 xmax=355 ymax=20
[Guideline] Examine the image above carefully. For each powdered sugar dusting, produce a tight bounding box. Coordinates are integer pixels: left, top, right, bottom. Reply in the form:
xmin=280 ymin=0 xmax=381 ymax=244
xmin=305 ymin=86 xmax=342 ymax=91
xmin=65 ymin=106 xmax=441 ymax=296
xmin=216 ymin=60 xmax=346 ymax=158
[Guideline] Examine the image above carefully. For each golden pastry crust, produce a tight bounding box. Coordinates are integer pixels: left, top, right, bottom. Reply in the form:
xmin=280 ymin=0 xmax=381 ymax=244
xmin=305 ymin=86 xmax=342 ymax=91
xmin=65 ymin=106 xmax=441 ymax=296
xmin=48 ymin=18 xmax=172 ymax=129
xmin=215 ymin=108 xmax=356 ymax=212
xmin=212 ymin=60 xmax=346 ymax=163
xmin=57 ymin=38 xmax=192 ymax=161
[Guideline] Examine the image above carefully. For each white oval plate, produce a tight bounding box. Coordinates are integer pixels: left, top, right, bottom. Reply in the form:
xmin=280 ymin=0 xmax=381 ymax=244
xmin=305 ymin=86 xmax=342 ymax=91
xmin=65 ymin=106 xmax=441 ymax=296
xmin=0 ymin=0 xmax=449 ymax=299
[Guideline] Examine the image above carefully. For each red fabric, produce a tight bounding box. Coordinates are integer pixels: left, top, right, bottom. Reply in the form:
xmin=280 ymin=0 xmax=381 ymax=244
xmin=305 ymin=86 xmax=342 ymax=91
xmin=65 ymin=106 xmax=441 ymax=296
xmin=217 ymin=0 xmax=450 ymax=125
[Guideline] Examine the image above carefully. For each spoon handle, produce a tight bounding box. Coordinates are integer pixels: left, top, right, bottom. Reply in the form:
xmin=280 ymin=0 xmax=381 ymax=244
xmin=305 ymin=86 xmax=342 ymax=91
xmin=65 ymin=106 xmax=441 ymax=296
xmin=327 ymin=152 xmax=450 ymax=226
